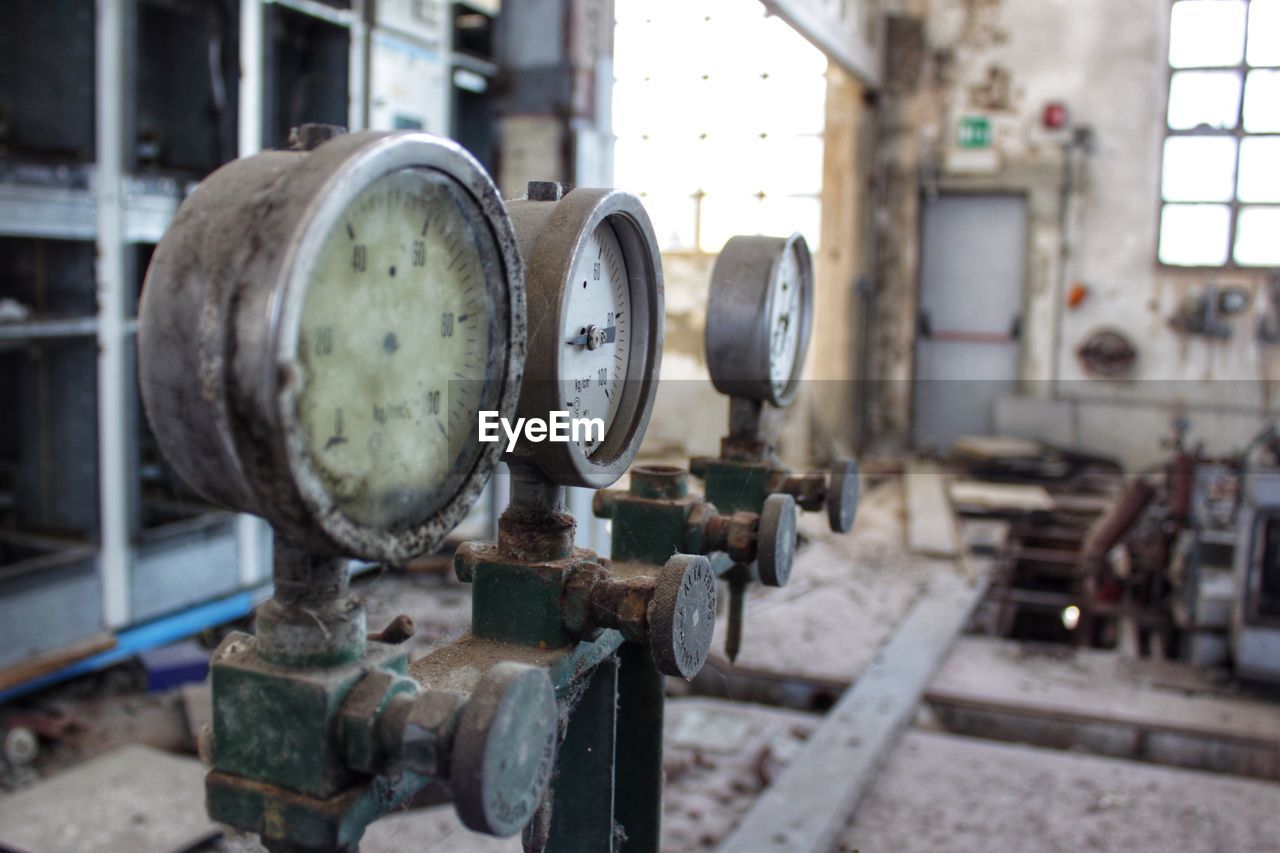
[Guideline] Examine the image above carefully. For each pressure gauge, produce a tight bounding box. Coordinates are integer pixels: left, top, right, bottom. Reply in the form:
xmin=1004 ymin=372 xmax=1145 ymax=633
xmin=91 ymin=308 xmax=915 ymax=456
xmin=504 ymin=182 xmax=663 ymax=489
xmin=139 ymin=130 xmax=524 ymax=562
xmin=705 ymin=233 xmax=814 ymax=407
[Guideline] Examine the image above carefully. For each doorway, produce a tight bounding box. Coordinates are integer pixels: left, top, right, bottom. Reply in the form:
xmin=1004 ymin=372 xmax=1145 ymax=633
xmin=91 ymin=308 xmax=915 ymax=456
xmin=912 ymin=193 xmax=1027 ymax=451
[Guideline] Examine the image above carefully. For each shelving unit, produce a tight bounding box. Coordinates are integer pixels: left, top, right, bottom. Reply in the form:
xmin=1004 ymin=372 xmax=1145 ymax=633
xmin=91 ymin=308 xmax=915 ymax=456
xmin=0 ymin=0 xmax=480 ymax=687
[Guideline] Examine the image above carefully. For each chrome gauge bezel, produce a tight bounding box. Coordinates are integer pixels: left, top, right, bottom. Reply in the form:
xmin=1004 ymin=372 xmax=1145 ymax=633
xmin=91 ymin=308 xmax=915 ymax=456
xmin=704 ymin=232 xmax=814 ymax=407
xmin=139 ymin=131 xmax=525 ymax=561
xmin=505 ymin=188 xmax=663 ymax=489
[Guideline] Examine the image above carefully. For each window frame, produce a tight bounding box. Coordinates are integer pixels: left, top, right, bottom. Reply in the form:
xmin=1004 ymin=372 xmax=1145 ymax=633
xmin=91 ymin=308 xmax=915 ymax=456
xmin=1158 ymin=0 xmax=1280 ymax=270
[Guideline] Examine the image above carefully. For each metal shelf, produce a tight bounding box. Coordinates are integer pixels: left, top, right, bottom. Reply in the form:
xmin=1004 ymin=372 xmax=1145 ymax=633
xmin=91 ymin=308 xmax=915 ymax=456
xmin=0 ymin=316 xmax=98 ymax=341
xmin=267 ymin=0 xmax=354 ymax=29
xmin=0 ymin=178 xmax=183 ymax=243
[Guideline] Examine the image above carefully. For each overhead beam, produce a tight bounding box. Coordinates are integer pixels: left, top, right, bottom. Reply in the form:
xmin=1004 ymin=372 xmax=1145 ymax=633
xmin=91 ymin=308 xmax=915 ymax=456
xmin=763 ymin=0 xmax=881 ymax=89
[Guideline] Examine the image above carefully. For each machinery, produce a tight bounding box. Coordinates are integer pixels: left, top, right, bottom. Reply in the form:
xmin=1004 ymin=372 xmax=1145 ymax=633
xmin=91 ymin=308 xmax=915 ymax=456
xmin=1231 ymin=430 xmax=1280 ymax=682
xmin=137 ymin=124 xmax=858 ymax=848
xmin=452 ymin=179 xmax=720 ymax=851
xmin=139 ymin=127 xmax=557 ymax=850
xmin=690 ymin=233 xmax=861 ymax=658
xmin=1071 ymin=418 xmax=1280 ymax=683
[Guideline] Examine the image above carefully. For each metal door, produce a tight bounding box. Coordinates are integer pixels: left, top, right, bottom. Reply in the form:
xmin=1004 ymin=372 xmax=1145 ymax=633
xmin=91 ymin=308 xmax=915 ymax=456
xmin=912 ymin=194 xmax=1027 ymax=451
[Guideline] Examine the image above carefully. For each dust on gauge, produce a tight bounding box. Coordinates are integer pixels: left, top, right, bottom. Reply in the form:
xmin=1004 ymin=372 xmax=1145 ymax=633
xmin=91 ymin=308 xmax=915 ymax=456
xmin=505 ymin=181 xmax=663 ymax=489
xmin=138 ymin=128 xmax=524 ymax=562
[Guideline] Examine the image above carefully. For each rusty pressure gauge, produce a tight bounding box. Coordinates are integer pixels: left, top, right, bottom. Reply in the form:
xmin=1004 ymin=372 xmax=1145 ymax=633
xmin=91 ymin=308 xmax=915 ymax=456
xmin=139 ymin=130 xmax=525 ymax=561
xmin=705 ymin=233 xmax=814 ymax=407
xmin=504 ymin=181 xmax=663 ymax=489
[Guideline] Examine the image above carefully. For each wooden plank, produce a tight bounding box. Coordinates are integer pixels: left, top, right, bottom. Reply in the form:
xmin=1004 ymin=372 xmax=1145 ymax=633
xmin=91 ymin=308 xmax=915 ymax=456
xmin=904 ymin=461 xmax=960 ymax=557
xmin=719 ymin=571 xmax=988 ymax=853
xmin=949 ymin=479 xmax=1055 ymax=513
xmin=0 ymin=632 xmax=116 ymax=692
xmin=951 ymin=434 xmax=1043 ymax=460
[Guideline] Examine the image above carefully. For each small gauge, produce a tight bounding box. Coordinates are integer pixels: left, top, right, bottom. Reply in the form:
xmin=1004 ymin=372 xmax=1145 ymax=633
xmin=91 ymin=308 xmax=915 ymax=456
xmin=505 ymin=182 xmax=663 ymax=489
xmin=704 ymin=233 xmax=814 ymax=407
xmin=139 ymin=130 xmax=524 ymax=561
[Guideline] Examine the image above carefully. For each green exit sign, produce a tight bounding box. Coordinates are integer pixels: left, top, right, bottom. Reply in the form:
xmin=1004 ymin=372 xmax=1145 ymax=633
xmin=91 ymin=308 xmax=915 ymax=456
xmin=957 ymin=116 xmax=992 ymax=149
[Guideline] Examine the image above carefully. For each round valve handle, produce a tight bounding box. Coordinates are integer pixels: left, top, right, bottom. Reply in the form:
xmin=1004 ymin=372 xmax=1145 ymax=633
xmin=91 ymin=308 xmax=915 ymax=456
xmin=647 ymin=554 xmax=717 ymax=679
xmin=827 ymin=458 xmax=860 ymax=534
xmin=451 ymin=662 xmax=558 ymax=837
xmin=757 ymin=493 xmax=798 ymax=587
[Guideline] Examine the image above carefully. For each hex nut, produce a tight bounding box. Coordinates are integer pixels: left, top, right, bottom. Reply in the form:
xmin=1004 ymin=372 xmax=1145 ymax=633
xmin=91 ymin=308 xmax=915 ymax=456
xmin=399 ymin=691 xmax=466 ymax=777
xmin=340 ymin=670 xmax=416 ymax=774
xmin=724 ymin=511 xmax=758 ymax=563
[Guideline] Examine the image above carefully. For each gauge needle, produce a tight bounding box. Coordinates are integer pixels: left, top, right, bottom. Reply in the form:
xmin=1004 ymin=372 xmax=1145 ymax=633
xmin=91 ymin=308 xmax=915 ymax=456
xmin=773 ymin=314 xmax=790 ymax=353
xmin=565 ymin=325 xmax=618 ymax=347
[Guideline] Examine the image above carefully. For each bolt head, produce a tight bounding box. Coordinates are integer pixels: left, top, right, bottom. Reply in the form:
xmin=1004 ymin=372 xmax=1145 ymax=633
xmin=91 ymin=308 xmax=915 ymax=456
xmin=527 ymin=180 xmax=571 ymax=202
xmin=288 ymin=123 xmax=347 ymax=150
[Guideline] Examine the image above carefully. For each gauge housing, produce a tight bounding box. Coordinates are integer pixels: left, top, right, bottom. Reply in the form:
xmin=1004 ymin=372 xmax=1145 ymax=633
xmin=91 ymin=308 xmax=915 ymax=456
xmin=505 ymin=185 xmax=663 ymax=489
xmin=138 ymin=131 xmax=525 ymax=561
xmin=705 ymin=233 xmax=814 ymax=407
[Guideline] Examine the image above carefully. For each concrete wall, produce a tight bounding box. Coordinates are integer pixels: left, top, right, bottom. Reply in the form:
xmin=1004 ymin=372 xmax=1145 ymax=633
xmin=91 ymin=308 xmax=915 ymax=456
xmin=870 ymin=0 xmax=1280 ymax=469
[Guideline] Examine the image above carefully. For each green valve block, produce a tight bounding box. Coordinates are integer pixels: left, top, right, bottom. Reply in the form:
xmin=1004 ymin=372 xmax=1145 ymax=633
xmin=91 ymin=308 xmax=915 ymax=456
xmin=593 ymin=462 xmax=798 ymax=665
xmin=691 ymin=397 xmax=861 ymax=533
xmin=452 ymin=465 xmax=718 ymax=852
xmin=204 ymin=538 xmax=559 ymax=852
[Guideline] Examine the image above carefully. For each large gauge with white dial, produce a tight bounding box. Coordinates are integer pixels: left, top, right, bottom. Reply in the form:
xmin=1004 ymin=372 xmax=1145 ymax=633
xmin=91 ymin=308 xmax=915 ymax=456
xmin=505 ymin=182 xmax=662 ymax=489
xmin=138 ymin=129 xmax=524 ymax=561
xmin=704 ymin=233 xmax=814 ymax=407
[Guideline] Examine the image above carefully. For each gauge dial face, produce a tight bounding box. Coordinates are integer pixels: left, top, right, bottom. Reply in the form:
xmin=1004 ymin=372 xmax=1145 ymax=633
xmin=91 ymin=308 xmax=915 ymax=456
xmin=295 ymin=168 xmax=490 ymax=529
xmin=767 ymin=247 xmax=804 ymax=398
xmin=560 ymin=221 xmax=631 ymax=456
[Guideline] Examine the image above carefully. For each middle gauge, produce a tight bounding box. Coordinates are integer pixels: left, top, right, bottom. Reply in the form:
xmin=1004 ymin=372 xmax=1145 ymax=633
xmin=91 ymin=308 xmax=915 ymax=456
xmin=505 ymin=182 xmax=663 ymax=488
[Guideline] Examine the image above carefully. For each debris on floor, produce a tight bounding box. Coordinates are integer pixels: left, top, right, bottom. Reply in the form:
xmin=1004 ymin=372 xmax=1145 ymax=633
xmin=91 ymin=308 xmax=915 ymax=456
xmin=0 ymin=744 xmax=218 ymax=852
xmin=841 ymin=730 xmax=1280 ymax=853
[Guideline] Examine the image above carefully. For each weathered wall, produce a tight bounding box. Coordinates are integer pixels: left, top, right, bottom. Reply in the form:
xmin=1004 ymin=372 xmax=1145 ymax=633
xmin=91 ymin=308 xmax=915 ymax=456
xmin=870 ymin=0 xmax=1280 ymax=468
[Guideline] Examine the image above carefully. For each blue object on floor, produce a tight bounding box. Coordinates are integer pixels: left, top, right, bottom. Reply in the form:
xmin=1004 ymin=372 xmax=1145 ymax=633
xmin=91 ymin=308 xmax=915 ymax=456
xmin=139 ymin=639 xmax=211 ymax=692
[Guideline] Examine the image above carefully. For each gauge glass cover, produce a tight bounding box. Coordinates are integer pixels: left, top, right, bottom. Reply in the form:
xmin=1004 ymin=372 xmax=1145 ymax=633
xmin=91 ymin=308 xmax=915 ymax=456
xmin=767 ymin=246 xmax=804 ymax=399
xmin=560 ymin=221 xmax=632 ymax=456
xmin=293 ymin=167 xmax=492 ymax=530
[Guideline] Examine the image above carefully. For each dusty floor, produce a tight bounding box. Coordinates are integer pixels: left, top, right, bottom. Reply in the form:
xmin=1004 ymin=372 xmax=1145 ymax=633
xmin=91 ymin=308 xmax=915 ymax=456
xmin=321 ymin=700 xmax=1280 ymax=853
xmin=707 ymin=479 xmax=956 ymax=682
xmin=5 ymin=479 xmax=1280 ymax=852
xmin=841 ymin=729 xmax=1280 ymax=852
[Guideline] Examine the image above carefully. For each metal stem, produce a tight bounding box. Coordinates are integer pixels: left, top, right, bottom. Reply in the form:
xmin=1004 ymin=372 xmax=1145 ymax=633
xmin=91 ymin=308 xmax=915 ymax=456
xmin=726 ymin=575 xmax=747 ymax=664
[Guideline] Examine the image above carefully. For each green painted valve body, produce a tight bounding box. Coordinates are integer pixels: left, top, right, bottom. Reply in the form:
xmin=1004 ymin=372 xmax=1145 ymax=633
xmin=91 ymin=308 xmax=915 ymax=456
xmin=204 ymin=538 xmax=559 ymax=853
xmin=451 ymin=478 xmax=718 ymax=853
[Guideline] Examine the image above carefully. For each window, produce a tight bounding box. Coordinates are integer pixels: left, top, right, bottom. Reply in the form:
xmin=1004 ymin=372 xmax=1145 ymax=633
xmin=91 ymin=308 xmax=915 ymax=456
xmin=1159 ymin=0 xmax=1280 ymax=267
xmin=612 ymin=0 xmax=827 ymax=253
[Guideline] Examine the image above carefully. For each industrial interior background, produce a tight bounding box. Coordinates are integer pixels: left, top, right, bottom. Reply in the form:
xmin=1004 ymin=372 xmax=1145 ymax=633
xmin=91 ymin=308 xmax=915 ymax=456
xmin=1 ymin=0 xmax=1279 ymax=851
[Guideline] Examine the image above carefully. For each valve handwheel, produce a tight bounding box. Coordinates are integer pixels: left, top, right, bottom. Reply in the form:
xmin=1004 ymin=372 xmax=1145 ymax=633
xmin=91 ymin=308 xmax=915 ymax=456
xmin=648 ymin=554 xmax=717 ymax=679
xmin=827 ymin=458 xmax=860 ymax=534
xmin=451 ymin=662 xmax=558 ymax=837
xmin=757 ymin=493 xmax=798 ymax=588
